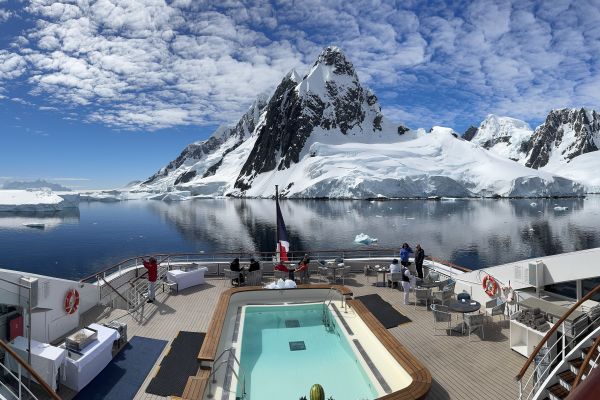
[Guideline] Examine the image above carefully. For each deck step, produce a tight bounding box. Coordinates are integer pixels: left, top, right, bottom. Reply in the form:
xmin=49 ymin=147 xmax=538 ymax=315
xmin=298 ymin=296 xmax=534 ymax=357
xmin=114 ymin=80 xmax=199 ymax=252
xmin=547 ymin=383 xmax=570 ymax=400
xmin=568 ymin=357 xmax=593 ymax=376
xmin=557 ymin=370 xmax=576 ymax=390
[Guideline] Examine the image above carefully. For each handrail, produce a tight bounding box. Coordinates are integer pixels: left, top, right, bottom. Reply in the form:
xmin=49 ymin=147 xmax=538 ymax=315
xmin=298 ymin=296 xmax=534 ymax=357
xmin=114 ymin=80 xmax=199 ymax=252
xmin=516 ymin=282 xmax=600 ymax=381
xmin=100 ymin=275 xmax=131 ymax=308
xmin=572 ymin=333 xmax=600 ymax=390
xmin=0 ymin=339 xmax=61 ymax=400
xmin=79 ymin=248 xmax=406 ymax=283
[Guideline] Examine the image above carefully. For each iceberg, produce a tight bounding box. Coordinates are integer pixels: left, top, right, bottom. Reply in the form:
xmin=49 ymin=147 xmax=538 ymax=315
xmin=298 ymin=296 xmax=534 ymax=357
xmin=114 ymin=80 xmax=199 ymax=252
xmin=0 ymin=190 xmax=79 ymax=212
xmin=354 ymin=233 xmax=378 ymax=245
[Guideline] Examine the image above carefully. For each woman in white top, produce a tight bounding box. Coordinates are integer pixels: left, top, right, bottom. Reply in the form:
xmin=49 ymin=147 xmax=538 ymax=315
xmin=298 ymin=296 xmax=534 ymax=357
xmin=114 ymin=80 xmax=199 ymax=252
xmin=400 ymin=265 xmax=412 ymax=305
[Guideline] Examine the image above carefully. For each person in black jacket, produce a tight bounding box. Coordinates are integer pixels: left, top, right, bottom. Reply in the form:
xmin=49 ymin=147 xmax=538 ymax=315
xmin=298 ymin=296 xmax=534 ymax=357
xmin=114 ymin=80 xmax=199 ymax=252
xmin=230 ymin=258 xmax=244 ymax=286
xmin=248 ymin=258 xmax=260 ymax=272
xmin=415 ymin=244 xmax=425 ymax=279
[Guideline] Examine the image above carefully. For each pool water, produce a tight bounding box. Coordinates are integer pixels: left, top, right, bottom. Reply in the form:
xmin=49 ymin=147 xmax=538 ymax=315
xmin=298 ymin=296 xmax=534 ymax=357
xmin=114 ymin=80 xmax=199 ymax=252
xmin=237 ymin=303 xmax=378 ymax=400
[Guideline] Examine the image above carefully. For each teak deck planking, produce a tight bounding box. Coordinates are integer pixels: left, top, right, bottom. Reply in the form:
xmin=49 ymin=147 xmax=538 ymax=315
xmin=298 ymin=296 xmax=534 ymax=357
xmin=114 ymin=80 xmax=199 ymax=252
xmin=76 ymin=274 xmax=529 ymax=400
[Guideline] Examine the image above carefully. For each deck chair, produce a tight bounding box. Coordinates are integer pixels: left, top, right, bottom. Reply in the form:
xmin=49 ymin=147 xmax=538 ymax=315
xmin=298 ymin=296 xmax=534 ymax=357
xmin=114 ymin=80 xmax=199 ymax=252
xmin=246 ymin=270 xmax=262 ymax=286
xmin=485 ymin=298 xmax=507 ymax=322
xmin=414 ymin=288 xmax=432 ymax=309
xmin=432 ymin=287 xmax=453 ymax=306
xmin=224 ymin=269 xmax=243 ymax=286
xmin=465 ymin=313 xmax=485 ymax=341
xmin=273 ymin=270 xmax=287 ymax=281
xmin=431 ymin=304 xmax=453 ymax=336
xmin=388 ymin=272 xmax=402 ymax=288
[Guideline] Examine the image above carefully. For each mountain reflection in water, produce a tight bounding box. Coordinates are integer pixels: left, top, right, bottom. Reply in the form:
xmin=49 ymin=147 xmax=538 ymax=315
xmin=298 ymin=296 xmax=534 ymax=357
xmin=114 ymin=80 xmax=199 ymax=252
xmin=1 ymin=196 xmax=600 ymax=279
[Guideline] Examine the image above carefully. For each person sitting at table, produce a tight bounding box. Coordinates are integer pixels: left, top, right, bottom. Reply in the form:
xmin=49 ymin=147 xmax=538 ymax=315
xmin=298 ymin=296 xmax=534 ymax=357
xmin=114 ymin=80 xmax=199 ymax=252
xmin=296 ymin=258 xmax=310 ymax=283
xmin=388 ymin=259 xmax=401 ymax=288
xmin=248 ymin=258 xmax=260 ymax=272
xmin=274 ymin=261 xmax=289 ymax=272
xmin=230 ymin=257 xmax=244 ymax=286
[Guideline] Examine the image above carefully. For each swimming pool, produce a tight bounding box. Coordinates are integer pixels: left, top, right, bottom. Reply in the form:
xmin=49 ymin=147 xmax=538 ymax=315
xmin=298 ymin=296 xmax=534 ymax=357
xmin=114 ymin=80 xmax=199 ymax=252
xmin=202 ymin=287 xmax=430 ymax=400
xmin=237 ymin=303 xmax=378 ymax=399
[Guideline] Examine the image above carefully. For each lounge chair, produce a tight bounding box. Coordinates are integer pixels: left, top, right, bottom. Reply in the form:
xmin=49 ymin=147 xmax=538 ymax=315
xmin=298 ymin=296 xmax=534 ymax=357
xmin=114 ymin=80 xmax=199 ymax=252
xmin=485 ymin=298 xmax=507 ymax=322
xmin=339 ymin=265 xmax=352 ymax=285
xmin=431 ymin=304 xmax=453 ymax=336
xmin=246 ymin=270 xmax=262 ymax=286
xmin=432 ymin=287 xmax=454 ymax=306
xmin=465 ymin=313 xmax=485 ymax=341
xmin=414 ymin=288 xmax=432 ymax=309
xmin=224 ymin=269 xmax=243 ymax=286
xmin=388 ymin=272 xmax=402 ymax=288
xmin=273 ymin=270 xmax=288 ymax=281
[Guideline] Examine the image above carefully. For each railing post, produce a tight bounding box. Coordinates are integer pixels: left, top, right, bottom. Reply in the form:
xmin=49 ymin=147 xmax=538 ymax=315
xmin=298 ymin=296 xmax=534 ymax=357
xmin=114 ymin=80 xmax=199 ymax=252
xmin=518 ymin=380 xmax=522 ymax=400
xmin=561 ymin=322 xmax=566 ymax=360
xmin=18 ymin=363 xmax=22 ymax=400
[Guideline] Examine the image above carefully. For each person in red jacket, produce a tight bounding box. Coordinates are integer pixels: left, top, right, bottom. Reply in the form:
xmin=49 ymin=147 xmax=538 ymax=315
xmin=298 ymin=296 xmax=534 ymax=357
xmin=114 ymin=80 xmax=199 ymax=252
xmin=142 ymin=257 xmax=158 ymax=303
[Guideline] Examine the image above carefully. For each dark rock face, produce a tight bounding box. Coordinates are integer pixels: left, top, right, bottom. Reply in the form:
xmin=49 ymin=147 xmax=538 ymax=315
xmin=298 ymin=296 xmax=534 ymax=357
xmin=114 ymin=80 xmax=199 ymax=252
xmin=463 ymin=126 xmax=478 ymax=141
xmin=525 ymin=108 xmax=600 ymax=169
xmin=234 ymin=46 xmax=387 ymax=191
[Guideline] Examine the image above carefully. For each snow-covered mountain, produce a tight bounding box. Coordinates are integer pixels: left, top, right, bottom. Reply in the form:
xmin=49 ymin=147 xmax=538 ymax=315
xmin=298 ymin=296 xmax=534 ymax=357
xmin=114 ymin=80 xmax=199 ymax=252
xmin=524 ymin=108 xmax=600 ymax=168
xmin=468 ymin=115 xmax=533 ymax=162
xmin=137 ymin=46 xmax=584 ymax=199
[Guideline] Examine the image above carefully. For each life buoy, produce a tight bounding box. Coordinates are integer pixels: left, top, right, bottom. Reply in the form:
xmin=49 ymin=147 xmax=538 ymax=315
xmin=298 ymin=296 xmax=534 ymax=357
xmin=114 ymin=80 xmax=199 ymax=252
xmin=482 ymin=275 xmax=498 ymax=297
xmin=64 ymin=289 xmax=80 ymax=315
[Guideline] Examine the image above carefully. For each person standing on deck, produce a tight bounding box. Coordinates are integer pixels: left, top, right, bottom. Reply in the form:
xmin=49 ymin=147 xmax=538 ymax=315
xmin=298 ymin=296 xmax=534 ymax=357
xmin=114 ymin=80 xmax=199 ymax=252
xmin=400 ymin=263 xmax=412 ymax=305
xmin=141 ymin=257 xmax=158 ymax=303
xmin=399 ymin=243 xmax=413 ymax=268
xmin=230 ymin=258 xmax=244 ymax=286
xmin=415 ymin=244 xmax=425 ymax=279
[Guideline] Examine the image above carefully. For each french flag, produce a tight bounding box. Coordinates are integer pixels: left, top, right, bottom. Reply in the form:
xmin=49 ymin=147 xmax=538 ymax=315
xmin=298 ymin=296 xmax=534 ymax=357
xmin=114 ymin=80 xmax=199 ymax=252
xmin=276 ymin=195 xmax=290 ymax=261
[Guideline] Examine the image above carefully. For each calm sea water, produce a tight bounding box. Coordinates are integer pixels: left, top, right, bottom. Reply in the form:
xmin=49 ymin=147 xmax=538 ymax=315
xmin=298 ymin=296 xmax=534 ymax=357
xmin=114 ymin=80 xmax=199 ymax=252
xmin=1 ymin=196 xmax=600 ymax=280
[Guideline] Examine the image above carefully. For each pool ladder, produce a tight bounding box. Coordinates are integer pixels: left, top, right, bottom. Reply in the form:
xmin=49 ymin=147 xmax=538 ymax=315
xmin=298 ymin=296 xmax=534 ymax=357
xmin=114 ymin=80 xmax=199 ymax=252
xmin=207 ymin=347 xmax=247 ymax=400
xmin=322 ymin=288 xmax=336 ymax=331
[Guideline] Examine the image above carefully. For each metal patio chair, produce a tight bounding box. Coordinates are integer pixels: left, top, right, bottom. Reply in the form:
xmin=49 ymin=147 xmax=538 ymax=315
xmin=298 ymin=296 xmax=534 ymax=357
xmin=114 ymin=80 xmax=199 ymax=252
xmin=431 ymin=304 xmax=453 ymax=336
xmin=465 ymin=313 xmax=485 ymax=341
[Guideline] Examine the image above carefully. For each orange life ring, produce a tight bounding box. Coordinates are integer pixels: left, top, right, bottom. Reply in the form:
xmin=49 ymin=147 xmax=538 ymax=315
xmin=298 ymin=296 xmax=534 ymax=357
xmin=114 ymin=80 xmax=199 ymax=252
xmin=482 ymin=275 xmax=498 ymax=297
xmin=64 ymin=289 xmax=80 ymax=315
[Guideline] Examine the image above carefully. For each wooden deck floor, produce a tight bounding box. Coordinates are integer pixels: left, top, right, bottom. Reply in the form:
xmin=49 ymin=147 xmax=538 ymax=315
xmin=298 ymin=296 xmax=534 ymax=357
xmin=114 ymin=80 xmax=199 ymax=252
xmin=81 ymin=274 xmax=527 ymax=400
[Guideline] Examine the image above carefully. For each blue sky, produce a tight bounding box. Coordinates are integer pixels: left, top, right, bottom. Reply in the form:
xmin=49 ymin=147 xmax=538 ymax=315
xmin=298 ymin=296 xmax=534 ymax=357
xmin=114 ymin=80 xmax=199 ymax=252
xmin=1 ymin=0 xmax=599 ymax=189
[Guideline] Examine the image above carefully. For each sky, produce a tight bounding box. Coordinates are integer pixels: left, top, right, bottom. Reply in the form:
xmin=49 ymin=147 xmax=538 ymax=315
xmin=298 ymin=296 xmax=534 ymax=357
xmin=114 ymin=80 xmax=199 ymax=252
xmin=1 ymin=0 xmax=600 ymax=189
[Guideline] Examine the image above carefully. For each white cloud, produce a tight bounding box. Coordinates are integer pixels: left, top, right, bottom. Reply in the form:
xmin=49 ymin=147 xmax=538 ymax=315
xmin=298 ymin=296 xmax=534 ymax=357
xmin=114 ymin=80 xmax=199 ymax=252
xmin=0 ymin=0 xmax=598 ymax=131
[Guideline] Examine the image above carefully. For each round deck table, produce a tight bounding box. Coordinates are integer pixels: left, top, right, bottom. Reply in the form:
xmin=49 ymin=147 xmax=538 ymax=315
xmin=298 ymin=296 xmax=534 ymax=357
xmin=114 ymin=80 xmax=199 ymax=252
xmin=449 ymin=300 xmax=481 ymax=334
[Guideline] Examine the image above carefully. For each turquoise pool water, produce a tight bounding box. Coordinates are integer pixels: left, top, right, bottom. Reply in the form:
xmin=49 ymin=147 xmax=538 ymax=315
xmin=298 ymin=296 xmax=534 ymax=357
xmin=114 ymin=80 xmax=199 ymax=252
xmin=237 ymin=303 xmax=378 ymax=400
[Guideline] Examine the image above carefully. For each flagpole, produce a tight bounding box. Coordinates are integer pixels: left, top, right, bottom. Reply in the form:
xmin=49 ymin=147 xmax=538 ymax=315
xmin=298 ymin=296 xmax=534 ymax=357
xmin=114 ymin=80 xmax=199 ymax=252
xmin=275 ymin=185 xmax=280 ymax=262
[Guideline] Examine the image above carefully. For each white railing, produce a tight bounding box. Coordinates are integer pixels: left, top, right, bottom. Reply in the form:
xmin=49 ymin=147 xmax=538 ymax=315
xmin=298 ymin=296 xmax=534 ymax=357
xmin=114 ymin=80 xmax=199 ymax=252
xmin=519 ymin=314 xmax=600 ymax=400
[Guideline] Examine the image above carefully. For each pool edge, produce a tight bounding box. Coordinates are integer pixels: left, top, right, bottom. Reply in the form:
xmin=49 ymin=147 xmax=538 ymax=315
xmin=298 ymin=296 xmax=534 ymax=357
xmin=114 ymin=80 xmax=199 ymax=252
xmin=188 ymin=284 xmax=431 ymax=400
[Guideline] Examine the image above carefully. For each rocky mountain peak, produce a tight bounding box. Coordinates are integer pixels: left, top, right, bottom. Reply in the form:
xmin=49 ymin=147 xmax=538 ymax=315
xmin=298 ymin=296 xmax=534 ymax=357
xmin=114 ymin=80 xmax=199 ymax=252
xmin=524 ymin=107 xmax=600 ymax=168
xmin=463 ymin=126 xmax=478 ymax=141
xmin=311 ymin=45 xmax=356 ymax=76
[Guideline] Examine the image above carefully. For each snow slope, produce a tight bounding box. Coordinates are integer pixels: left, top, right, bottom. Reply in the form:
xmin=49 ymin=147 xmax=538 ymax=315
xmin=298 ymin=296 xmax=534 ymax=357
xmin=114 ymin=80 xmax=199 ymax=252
xmin=240 ymin=130 xmax=582 ymax=198
xmin=543 ymin=152 xmax=600 ymax=193
xmin=0 ymin=190 xmax=80 ymax=212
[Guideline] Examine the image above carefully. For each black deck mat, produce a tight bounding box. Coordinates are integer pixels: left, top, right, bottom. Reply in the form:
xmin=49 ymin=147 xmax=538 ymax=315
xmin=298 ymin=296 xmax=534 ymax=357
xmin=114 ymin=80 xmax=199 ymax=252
xmin=145 ymin=331 xmax=206 ymax=397
xmin=355 ymin=294 xmax=411 ymax=328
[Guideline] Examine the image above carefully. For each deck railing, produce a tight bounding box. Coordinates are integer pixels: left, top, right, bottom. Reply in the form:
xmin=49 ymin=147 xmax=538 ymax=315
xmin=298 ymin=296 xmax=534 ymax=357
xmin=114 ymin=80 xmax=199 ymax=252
xmin=572 ymin=332 xmax=600 ymax=390
xmin=79 ymin=248 xmax=413 ymax=284
xmin=0 ymin=339 xmax=61 ymax=400
xmin=516 ymin=282 xmax=600 ymax=399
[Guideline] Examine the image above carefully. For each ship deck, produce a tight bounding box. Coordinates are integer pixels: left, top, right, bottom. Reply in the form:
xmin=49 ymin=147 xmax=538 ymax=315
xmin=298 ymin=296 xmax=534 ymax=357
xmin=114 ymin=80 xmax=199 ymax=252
xmin=76 ymin=274 xmax=528 ymax=400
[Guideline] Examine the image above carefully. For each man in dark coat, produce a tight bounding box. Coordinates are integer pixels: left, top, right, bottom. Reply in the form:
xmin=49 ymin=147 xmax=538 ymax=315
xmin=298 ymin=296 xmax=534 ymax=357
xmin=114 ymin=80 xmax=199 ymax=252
xmin=415 ymin=244 xmax=425 ymax=279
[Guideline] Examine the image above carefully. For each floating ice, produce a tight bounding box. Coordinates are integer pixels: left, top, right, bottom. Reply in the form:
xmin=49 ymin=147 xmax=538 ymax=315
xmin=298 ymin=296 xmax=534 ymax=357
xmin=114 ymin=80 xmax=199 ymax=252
xmin=354 ymin=233 xmax=378 ymax=245
xmin=530 ymin=202 xmax=537 ymax=207
xmin=554 ymin=206 xmax=569 ymax=211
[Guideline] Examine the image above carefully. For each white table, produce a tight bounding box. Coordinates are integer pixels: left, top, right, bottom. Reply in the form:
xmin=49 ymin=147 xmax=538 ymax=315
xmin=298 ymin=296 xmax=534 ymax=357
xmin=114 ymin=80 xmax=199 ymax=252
xmin=166 ymin=267 xmax=207 ymax=291
xmin=7 ymin=336 xmax=66 ymax=391
xmin=60 ymin=323 xmax=120 ymax=391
